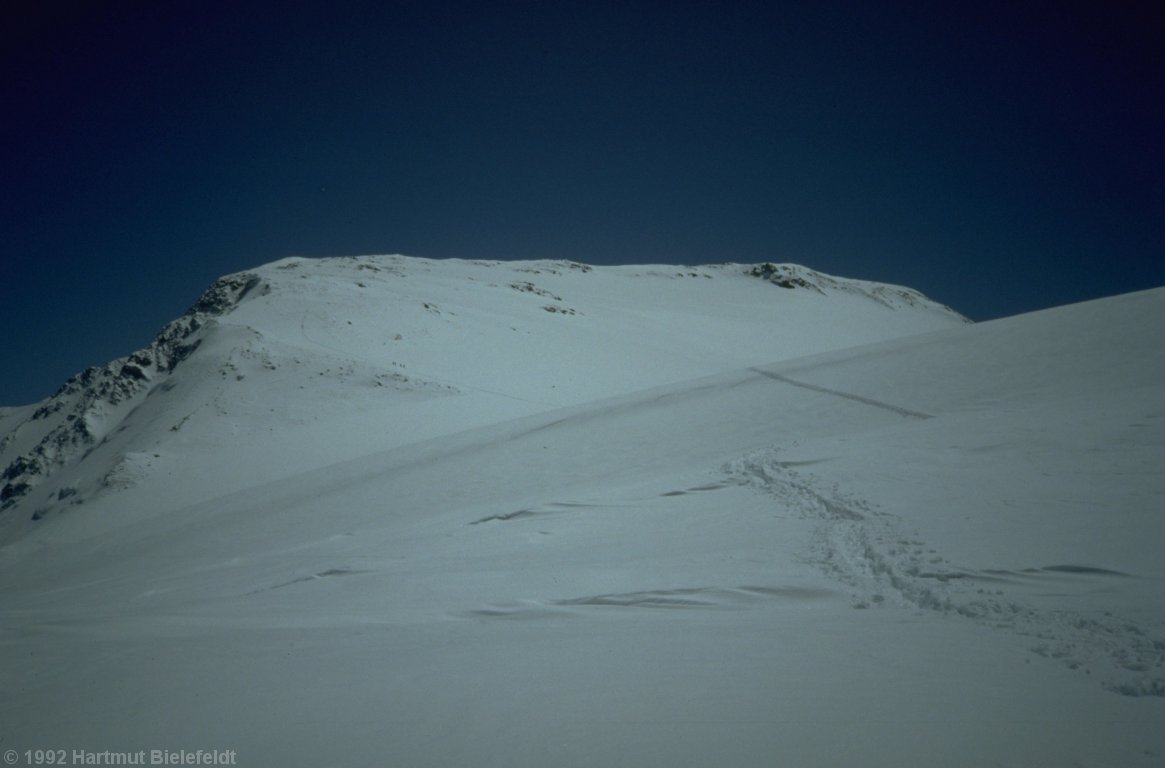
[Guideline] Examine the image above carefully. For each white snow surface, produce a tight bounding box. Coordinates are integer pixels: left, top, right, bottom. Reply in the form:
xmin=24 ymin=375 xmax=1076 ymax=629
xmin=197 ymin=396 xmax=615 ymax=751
xmin=1 ymin=255 xmax=1162 ymax=767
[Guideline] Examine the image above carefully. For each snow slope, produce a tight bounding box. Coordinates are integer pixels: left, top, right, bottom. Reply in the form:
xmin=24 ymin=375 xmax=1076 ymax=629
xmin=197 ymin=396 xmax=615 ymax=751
xmin=1 ymin=256 xmax=1161 ymax=768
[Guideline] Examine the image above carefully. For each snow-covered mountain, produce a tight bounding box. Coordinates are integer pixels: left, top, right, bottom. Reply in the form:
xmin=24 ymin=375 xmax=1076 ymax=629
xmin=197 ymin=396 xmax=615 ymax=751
xmin=0 ymin=256 xmax=964 ymax=534
xmin=1 ymin=255 xmax=1161 ymax=768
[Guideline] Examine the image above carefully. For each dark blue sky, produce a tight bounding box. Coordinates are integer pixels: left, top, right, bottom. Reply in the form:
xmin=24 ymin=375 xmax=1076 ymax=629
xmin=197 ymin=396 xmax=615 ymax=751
xmin=3 ymin=0 xmax=1162 ymax=405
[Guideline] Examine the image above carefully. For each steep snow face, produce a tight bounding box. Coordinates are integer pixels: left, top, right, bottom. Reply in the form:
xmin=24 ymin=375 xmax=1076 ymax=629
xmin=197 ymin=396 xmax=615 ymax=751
xmin=0 ymin=256 xmax=965 ymax=531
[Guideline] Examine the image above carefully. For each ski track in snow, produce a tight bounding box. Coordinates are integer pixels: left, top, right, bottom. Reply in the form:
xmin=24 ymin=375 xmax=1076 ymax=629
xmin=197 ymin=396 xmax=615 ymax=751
xmin=749 ymin=367 xmax=933 ymax=420
xmin=724 ymin=448 xmax=1165 ymax=699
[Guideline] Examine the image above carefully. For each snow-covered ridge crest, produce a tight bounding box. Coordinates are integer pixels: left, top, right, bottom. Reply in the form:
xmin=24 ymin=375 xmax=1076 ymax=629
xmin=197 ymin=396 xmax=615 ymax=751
xmin=745 ymin=262 xmax=966 ymax=316
xmin=0 ymin=271 xmax=263 ymax=507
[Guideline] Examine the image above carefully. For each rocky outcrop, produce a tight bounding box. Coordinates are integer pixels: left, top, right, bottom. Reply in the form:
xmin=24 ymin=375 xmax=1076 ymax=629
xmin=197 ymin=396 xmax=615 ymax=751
xmin=1 ymin=272 xmax=262 ymax=509
xmin=747 ymin=263 xmax=968 ymax=318
xmin=748 ymin=263 xmax=822 ymax=291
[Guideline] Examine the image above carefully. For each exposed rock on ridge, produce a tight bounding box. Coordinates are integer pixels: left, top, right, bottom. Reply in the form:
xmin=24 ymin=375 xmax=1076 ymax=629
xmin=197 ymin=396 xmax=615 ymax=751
xmin=0 ymin=272 xmax=262 ymax=507
xmin=747 ymin=262 xmax=967 ymax=317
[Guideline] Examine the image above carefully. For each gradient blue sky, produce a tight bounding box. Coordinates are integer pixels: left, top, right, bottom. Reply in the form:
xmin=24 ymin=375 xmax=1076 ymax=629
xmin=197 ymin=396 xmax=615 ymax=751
xmin=3 ymin=0 xmax=1162 ymax=405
